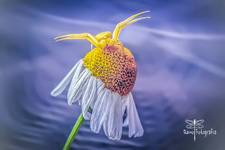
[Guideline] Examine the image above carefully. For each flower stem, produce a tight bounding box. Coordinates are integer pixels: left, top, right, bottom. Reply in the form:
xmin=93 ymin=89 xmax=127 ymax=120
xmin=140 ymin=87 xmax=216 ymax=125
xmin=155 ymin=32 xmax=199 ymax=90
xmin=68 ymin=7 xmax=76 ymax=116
xmin=63 ymin=113 xmax=84 ymax=150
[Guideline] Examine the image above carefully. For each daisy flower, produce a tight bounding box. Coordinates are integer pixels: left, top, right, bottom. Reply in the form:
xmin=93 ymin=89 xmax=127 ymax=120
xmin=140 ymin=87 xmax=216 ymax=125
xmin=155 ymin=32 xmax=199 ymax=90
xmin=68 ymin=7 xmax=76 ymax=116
xmin=51 ymin=11 xmax=150 ymax=149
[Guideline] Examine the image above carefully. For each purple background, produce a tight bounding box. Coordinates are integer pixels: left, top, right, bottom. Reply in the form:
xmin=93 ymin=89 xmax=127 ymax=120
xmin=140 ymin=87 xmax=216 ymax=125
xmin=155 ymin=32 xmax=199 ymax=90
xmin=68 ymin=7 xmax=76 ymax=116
xmin=0 ymin=0 xmax=225 ymax=150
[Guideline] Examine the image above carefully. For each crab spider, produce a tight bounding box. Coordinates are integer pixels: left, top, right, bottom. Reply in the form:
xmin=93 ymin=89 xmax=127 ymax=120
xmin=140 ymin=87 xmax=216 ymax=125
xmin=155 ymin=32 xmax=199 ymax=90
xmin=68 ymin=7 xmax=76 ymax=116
xmin=55 ymin=11 xmax=150 ymax=48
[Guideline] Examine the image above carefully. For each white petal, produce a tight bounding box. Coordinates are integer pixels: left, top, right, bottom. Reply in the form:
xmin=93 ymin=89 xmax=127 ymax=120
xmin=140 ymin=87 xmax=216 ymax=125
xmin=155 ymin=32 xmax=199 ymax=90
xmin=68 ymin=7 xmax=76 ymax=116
xmin=102 ymin=92 xmax=112 ymax=137
xmin=76 ymin=79 xmax=89 ymax=105
xmin=127 ymin=93 xmax=144 ymax=137
xmin=122 ymin=96 xmax=129 ymax=127
xmin=90 ymin=88 xmax=109 ymax=133
xmin=103 ymin=92 xmax=123 ymax=140
xmin=71 ymin=76 xmax=89 ymax=105
xmin=50 ymin=59 xmax=82 ymax=96
xmin=67 ymin=69 xmax=90 ymax=105
xmin=81 ymin=76 xmax=97 ymax=120
xmin=67 ymin=60 xmax=85 ymax=99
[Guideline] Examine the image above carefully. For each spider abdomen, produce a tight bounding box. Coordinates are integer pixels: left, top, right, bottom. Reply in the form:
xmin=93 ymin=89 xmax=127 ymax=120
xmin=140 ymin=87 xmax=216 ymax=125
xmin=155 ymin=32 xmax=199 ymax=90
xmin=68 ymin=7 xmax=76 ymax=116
xmin=83 ymin=44 xmax=137 ymax=96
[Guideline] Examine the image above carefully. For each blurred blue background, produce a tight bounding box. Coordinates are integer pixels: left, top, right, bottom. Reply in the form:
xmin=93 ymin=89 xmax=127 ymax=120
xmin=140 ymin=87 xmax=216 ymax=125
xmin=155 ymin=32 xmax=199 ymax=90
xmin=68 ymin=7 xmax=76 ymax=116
xmin=1 ymin=0 xmax=225 ymax=150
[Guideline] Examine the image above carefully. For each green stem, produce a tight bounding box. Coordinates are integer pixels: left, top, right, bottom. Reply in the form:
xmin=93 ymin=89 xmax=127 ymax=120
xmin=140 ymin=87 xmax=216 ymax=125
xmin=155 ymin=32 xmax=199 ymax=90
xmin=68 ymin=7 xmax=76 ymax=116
xmin=63 ymin=113 xmax=84 ymax=150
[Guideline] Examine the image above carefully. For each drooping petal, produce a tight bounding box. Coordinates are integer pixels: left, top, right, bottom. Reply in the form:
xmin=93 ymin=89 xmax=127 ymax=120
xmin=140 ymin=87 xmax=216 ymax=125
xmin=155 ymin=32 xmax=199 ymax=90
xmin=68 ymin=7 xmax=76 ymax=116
xmin=81 ymin=76 xmax=97 ymax=120
xmin=122 ymin=96 xmax=129 ymax=127
xmin=90 ymin=88 xmax=109 ymax=133
xmin=76 ymin=79 xmax=89 ymax=106
xmin=103 ymin=92 xmax=123 ymax=140
xmin=71 ymin=75 xmax=89 ymax=105
xmin=127 ymin=93 xmax=144 ymax=137
xmin=50 ymin=59 xmax=82 ymax=96
xmin=67 ymin=68 xmax=91 ymax=105
xmin=67 ymin=60 xmax=85 ymax=100
xmin=89 ymin=78 xmax=104 ymax=109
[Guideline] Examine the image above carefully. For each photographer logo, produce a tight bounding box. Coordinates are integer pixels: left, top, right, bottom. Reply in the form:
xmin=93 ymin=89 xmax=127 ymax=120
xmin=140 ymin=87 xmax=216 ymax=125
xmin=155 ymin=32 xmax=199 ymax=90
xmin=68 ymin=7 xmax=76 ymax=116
xmin=183 ymin=119 xmax=217 ymax=141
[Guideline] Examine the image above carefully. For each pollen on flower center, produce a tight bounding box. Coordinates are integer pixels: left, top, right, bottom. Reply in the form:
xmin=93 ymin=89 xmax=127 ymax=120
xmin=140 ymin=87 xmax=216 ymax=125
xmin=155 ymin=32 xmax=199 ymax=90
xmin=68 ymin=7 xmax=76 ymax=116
xmin=83 ymin=44 xmax=137 ymax=96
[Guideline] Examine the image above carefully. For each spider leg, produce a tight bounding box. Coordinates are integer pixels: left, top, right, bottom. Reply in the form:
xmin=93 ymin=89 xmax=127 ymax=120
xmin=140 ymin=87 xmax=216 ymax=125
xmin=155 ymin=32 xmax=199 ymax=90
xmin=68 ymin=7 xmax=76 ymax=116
xmin=112 ymin=11 xmax=150 ymax=41
xmin=126 ymin=17 xmax=151 ymax=26
xmin=55 ymin=33 xmax=99 ymax=47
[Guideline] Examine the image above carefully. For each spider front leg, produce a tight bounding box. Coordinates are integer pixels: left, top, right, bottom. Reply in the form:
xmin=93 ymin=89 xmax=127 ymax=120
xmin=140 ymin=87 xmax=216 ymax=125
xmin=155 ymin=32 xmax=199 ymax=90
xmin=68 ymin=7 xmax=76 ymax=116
xmin=55 ymin=33 xmax=99 ymax=48
xmin=112 ymin=11 xmax=150 ymax=41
